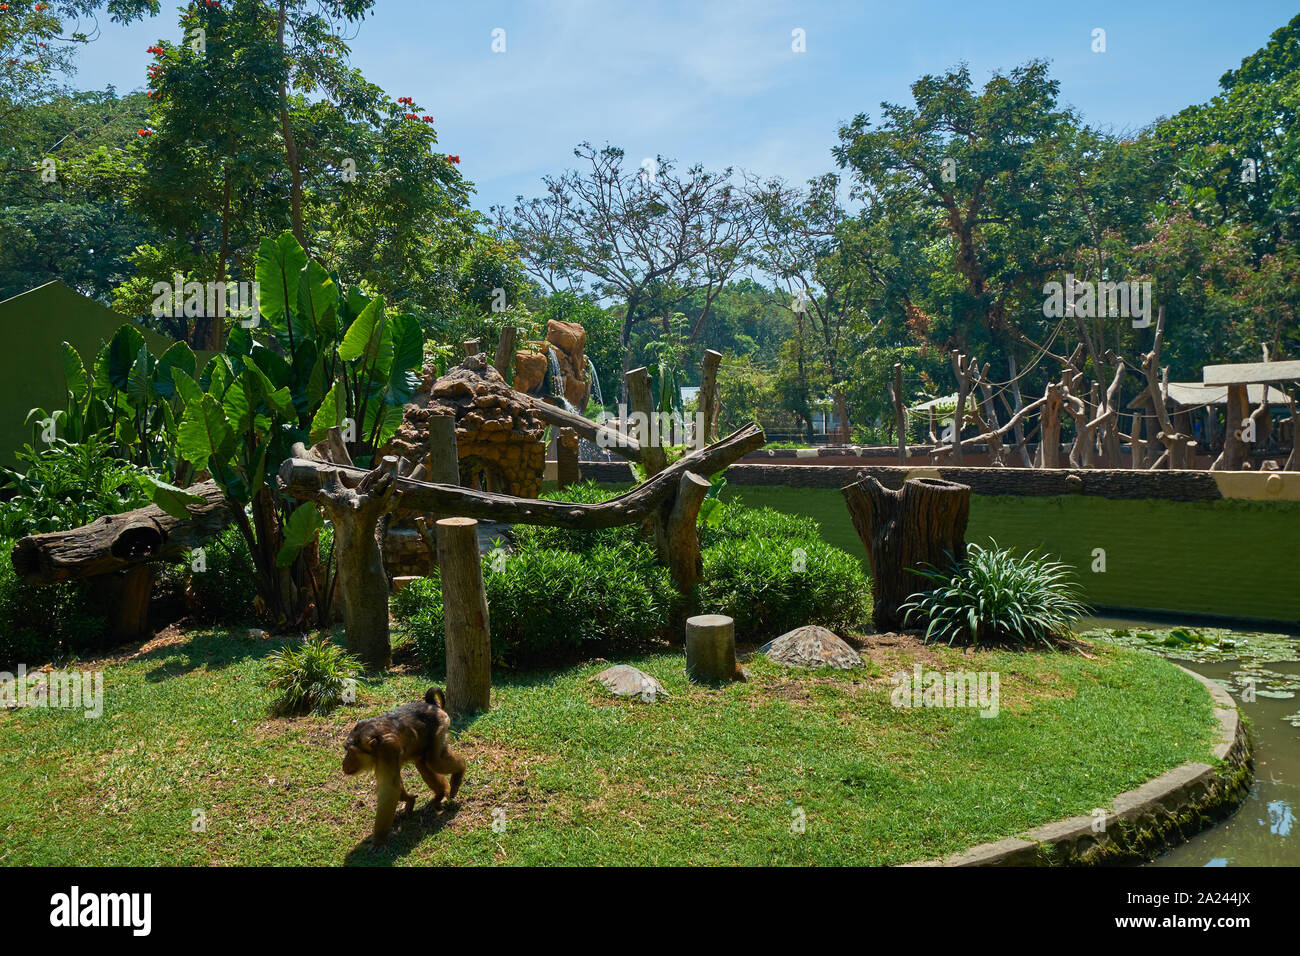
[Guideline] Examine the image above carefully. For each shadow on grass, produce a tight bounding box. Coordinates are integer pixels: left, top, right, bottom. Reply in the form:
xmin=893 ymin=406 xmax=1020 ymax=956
xmin=136 ymin=625 xmax=303 ymax=682
xmin=343 ymin=800 xmax=463 ymax=866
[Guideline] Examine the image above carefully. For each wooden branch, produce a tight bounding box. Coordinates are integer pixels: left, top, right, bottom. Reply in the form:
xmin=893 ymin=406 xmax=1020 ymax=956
xmin=493 ymin=325 xmax=517 ymax=379
xmin=11 ymin=480 xmax=233 ymax=584
xmin=658 ymin=472 xmax=710 ymax=593
xmin=930 ymin=395 xmax=1048 ymax=458
xmin=698 ymin=349 xmax=722 ymax=449
xmin=513 ymin=390 xmax=642 ymax=461
xmin=280 ymin=423 xmax=765 ymax=530
xmin=626 ymin=365 xmax=667 ymax=477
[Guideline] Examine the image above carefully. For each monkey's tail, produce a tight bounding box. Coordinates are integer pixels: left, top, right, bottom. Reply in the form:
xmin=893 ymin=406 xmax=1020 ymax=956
xmin=425 ymin=687 xmax=446 ymax=710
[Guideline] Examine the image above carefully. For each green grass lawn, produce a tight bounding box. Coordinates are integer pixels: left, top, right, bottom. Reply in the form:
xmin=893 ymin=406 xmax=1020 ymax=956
xmin=0 ymin=628 xmax=1219 ymax=866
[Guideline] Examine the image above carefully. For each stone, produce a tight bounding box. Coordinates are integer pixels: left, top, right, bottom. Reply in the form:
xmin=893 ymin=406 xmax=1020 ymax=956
xmin=593 ymin=665 xmax=668 ymax=702
xmin=759 ymin=625 xmax=862 ymax=670
xmin=514 ymin=350 xmax=548 ymax=395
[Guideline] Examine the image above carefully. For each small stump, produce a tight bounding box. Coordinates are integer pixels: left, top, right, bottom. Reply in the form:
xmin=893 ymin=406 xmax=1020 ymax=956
xmin=759 ymin=625 xmax=862 ymax=670
xmin=593 ymin=665 xmax=668 ymax=703
xmin=685 ymin=614 xmax=740 ymax=685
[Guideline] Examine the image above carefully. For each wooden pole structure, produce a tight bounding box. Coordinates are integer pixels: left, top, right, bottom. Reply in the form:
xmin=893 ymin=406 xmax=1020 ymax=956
xmin=438 ymin=517 xmax=491 ymax=716
xmin=685 ymin=614 xmax=739 ymax=685
xmin=698 ymin=349 xmax=722 ymax=449
xmin=493 ymin=325 xmax=517 ymax=380
xmin=625 ymin=366 xmax=667 ymax=478
xmin=890 ymin=362 xmax=908 ymax=464
xmin=950 ymin=351 xmax=967 ymax=465
xmin=315 ymin=457 xmax=402 ymax=669
xmin=462 ymin=338 xmax=481 ymax=357
xmin=556 ymin=427 xmax=581 ymax=489
xmin=842 ymin=475 xmax=971 ymax=632
xmin=427 ymin=414 xmax=460 ymax=485
xmin=656 ymin=471 xmax=711 ymax=594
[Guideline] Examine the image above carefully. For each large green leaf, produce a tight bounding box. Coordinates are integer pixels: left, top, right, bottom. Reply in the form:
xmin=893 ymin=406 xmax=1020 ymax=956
xmin=96 ymin=324 xmax=146 ymax=392
xmin=61 ymin=343 xmax=87 ymax=400
xmin=338 ymin=295 xmax=393 ymax=378
xmin=309 ymin=380 xmax=347 ymax=444
xmin=125 ymin=345 xmax=156 ymax=408
xmin=145 ymin=476 xmax=207 ymax=522
xmin=155 ymin=341 xmax=197 ymax=400
xmin=275 ymin=502 xmax=324 ymax=567
xmin=298 ymin=259 xmax=339 ymax=341
xmin=255 ymin=232 xmax=308 ymax=333
xmin=177 ymin=393 xmax=235 ymax=472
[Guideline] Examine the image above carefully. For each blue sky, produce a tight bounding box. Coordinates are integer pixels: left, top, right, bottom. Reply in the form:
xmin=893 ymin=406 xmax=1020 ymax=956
xmin=72 ymin=1 xmax=1297 ymax=215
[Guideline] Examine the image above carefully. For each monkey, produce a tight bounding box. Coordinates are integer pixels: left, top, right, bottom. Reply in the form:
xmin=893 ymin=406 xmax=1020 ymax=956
xmin=341 ymin=687 xmax=466 ymax=842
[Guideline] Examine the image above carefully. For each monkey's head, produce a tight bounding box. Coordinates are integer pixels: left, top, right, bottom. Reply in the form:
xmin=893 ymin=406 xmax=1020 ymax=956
xmin=341 ymin=722 xmax=381 ymax=775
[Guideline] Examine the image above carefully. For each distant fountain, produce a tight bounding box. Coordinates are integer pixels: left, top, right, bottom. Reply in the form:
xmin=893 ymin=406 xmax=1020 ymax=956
xmin=546 ymin=346 xmax=564 ymax=398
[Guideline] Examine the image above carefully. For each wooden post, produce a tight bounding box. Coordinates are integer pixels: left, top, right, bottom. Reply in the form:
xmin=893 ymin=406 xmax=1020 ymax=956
xmin=557 ymin=427 xmax=581 ymax=488
xmin=1222 ymin=384 xmax=1251 ymax=470
xmin=951 ymin=351 xmax=967 ymax=465
xmin=625 ymin=366 xmax=667 ymax=478
xmin=427 ymin=415 xmax=460 ymax=485
xmin=438 ymin=517 xmax=491 ymax=716
xmin=842 ymin=476 xmax=971 ymax=632
xmin=1040 ymin=382 xmax=1064 ymax=468
xmin=685 ymin=614 xmax=739 ymax=685
xmin=316 ymin=457 xmax=401 ymax=669
xmin=493 ymin=325 xmax=517 ymax=380
xmin=890 ymin=362 xmax=908 ymax=464
xmin=656 ymin=472 xmax=711 ymax=594
xmin=698 ymin=349 xmax=722 ymax=450
xmin=462 ymin=338 xmax=481 ymax=357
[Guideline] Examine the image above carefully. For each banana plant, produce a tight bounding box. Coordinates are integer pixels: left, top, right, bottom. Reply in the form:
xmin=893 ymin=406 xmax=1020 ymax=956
xmin=152 ymin=231 xmax=425 ymax=627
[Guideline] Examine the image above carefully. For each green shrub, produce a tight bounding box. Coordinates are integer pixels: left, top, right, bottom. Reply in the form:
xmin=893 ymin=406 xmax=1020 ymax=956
xmin=699 ymin=534 xmax=870 ymax=639
xmin=509 ymin=482 xmax=641 ymax=553
xmin=265 ymin=633 xmax=362 ymax=715
xmin=899 ymin=541 xmax=1089 ymax=648
xmin=396 ymin=544 xmax=673 ymax=669
xmin=0 ymin=438 xmax=156 ymax=539
xmin=699 ymin=498 xmax=822 ymax=546
xmin=155 ymin=525 xmax=258 ymax=624
xmin=0 ymin=539 xmax=108 ymax=667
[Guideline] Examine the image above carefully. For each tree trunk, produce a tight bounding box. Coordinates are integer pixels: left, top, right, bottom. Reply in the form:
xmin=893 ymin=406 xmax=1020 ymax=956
xmin=493 ymin=326 xmax=517 ymax=380
xmin=890 ymin=362 xmax=908 ymax=464
xmin=1040 ymin=383 xmax=1064 ymax=468
xmin=654 ymin=471 xmax=710 ymax=594
xmin=315 ymin=459 xmax=400 ymax=669
xmin=625 ymin=366 xmax=667 ymax=477
xmin=685 ymin=614 xmax=740 ymax=685
xmin=438 ymin=517 xmax=491 ymax=716
xmin=842 ymin=476 xmax=971 ymax=632
xmin=698 ymin=349 xmax=722 ymax=449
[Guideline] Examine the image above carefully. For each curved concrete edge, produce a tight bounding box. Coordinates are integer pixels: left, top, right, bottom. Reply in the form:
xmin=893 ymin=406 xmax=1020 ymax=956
xmin=904 ymin=665 xmax=1253 ymax=867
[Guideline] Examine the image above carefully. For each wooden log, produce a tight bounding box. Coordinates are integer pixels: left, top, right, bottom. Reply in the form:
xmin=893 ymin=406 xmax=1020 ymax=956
xmin=515 ymin=391 xmax=642 ymax=461
xmin=438 ymin=517 xmax=491 ymax=716
xmin=315 ymin=458 xmax=401 ymax=669
xmin=685 ymin=614 xmax=740 ymax=685
xmin=462 ymin=338 xmax=481 ymax=357
xmin=626 ymin=366 xmax=667 ymax=478
xmin=842 ymin=475 xmax=971 ymax=632
xmin=1039 ymin=382 xmax=1064 ymax=468
xmin=282 ymin=423 xmax=764 ymax=530
xmin=655 ymin=472 xmax=711 ymax=594
xmin=698 ymin=349 xmax=722 ymax=449
xmin=493 ymin=325 xmax=517 ymax=379
xmin=11 ymin=480 xmax=233 ymax=584
xmin=890 ymin=362 xmax=909 ymax=464
xmin=557 ymin=427 xmax=581 ymax=489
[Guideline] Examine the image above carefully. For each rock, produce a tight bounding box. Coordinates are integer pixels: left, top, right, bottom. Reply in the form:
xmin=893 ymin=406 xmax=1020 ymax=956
xmin=593 ymin=665 xmax=668 ymax=702
xmin=513 ymin=350 xmax=548 ymax=395
xmin=759 ymin=625 xmax=862 ymax=670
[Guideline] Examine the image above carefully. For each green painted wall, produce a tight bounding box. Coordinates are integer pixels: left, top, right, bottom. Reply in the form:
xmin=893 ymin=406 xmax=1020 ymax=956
xmin=0 ymin=282 xmax=176 ymax=466
xmin=719 ymin=485 xmax=1300 ymax=626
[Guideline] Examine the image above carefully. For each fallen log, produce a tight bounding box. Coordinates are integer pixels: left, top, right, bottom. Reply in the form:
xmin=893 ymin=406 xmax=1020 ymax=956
xmin=10 ymin=480 xmax=233 ymax=585
xmin=279 ymin=423 xmax=765 ymax=530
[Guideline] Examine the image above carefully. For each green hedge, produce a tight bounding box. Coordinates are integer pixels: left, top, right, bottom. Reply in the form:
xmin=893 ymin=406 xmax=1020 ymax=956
xmin=393 ymin=485 xmax=870 ymax=670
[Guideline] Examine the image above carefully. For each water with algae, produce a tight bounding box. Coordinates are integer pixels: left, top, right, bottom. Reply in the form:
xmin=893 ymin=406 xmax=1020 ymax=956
xmin=1082 ymin=617 xmax=1300 ymax=866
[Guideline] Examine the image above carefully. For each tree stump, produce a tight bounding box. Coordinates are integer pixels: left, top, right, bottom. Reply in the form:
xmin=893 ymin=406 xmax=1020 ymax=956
xmin=697 ymin=349 xmax=722 ymax=449
xmin=316 ymin=457 xmax=401 ymax=669
xmin=625 ymin=366 xmax=667 ymax=478
xmin=685 ymin=614 xmax=739 ymax=685
xmin=493 ymin=325 xmax=517 ymax=380
xmin=655 ymin=471 xmax=711 ymax=595
xmin=438 ymin=517 xmax=491 ymax=716
xmin=842 ymin=475 xmax=971 ymax=632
